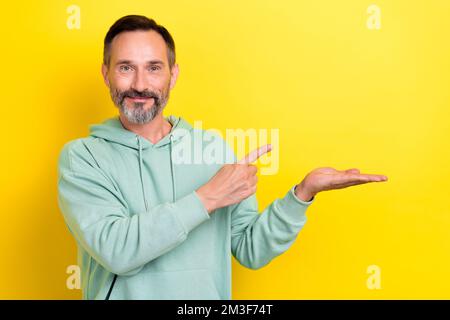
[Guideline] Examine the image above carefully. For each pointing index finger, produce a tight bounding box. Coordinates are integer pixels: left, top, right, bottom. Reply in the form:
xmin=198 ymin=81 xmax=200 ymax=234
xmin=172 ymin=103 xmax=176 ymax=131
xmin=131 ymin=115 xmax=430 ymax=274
xmin=237 ymin=144 xmax=272 ymax=164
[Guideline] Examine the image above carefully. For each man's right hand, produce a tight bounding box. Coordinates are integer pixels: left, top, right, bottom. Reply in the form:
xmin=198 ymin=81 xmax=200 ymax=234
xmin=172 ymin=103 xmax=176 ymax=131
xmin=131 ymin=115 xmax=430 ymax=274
xmin=196 ymin=144 xmax=272 ymax=214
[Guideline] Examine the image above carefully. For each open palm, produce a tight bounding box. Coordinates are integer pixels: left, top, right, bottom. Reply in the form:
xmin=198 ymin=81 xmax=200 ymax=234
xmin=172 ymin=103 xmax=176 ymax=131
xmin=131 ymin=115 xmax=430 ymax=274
xmin=299 ymin=167 xmax=388 ymax=198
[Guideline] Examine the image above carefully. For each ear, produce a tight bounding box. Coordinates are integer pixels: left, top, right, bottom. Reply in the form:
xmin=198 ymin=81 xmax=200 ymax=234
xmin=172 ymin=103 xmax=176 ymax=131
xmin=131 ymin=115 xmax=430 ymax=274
xmin=101 ymin=63 xmax=110 ymax=88
xmin=169 ymin=63 xmax=179 ymax=90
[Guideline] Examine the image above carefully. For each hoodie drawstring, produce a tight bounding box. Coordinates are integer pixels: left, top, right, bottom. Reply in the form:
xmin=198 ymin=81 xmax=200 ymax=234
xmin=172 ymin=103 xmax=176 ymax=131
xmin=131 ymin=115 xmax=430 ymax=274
xmin=137 ymin=136 xmax=149 ymax=211
xmin=169 ymin=134 xmax=177 ymax=202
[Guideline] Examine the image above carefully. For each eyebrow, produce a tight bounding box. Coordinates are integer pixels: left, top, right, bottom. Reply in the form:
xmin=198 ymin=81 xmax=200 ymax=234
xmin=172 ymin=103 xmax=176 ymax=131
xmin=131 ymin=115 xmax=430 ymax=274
xmin=115 ymin=59 xmax=165 ymax=66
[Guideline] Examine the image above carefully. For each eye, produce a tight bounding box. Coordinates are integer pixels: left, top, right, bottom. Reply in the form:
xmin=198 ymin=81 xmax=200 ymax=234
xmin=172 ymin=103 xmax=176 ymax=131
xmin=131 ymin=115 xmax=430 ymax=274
xmin=119 ymin=65 xmax=132 ymax=72
xmin=149 ymin=66 xmax=161 ymax=72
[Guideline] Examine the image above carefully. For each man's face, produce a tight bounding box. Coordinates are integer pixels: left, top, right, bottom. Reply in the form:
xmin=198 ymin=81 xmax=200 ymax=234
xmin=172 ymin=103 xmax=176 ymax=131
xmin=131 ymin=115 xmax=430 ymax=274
xmin=102 ymin=30 xmax=178 ymax=124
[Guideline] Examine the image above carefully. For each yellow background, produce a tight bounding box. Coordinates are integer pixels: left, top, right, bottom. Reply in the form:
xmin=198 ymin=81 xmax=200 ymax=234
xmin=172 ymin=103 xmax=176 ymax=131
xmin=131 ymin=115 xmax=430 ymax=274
xmin=1 ymin=0 xmax=449 ymax=299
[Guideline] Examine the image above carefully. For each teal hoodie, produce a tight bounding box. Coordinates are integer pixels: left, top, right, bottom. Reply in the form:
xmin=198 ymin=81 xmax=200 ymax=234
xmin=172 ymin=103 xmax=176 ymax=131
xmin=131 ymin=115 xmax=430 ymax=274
xmin=57 ymin=115 xmax=315 ymax=300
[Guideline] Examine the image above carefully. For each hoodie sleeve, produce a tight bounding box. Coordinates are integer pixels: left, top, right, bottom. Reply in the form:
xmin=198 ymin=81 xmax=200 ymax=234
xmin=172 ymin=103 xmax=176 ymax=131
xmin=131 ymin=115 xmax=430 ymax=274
xmin=57 ymin=140 xmax=210 ymax=276
xmin=219 ymin=139 xmax=315 ymax=270
xmin=230 ymin=187 xmax=314 ymax=270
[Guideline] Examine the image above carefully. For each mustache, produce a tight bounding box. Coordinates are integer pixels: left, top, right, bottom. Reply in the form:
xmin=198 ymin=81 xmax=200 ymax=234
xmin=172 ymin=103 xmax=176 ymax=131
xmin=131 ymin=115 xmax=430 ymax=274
xmin=118 ymin=89 xmax=160 ymax=102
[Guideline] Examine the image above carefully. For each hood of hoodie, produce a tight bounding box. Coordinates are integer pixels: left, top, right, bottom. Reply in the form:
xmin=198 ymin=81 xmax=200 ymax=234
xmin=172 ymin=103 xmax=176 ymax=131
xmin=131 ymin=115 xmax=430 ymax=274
xmin=89 ymin=115 xmax=193 ymax=150
xmin=88 ymin=115 xmax=194 ymax=211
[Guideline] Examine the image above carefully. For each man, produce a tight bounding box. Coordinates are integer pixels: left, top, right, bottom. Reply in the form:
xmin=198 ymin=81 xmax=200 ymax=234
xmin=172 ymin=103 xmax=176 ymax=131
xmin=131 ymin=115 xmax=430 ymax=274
xmin=57 ymin=15 xmax=388 ymax=300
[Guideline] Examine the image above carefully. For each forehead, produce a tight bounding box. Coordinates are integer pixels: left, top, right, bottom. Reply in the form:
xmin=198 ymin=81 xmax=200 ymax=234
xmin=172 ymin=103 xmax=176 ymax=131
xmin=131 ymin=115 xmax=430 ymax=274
xmin=109 ymin=30 xmax=168 ymax=64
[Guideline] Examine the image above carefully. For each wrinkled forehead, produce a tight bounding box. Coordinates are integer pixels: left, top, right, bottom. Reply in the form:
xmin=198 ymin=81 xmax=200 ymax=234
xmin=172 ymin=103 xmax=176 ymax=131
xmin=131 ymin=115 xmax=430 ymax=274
xmin=109 ymin=30 xmax=169 ymax=66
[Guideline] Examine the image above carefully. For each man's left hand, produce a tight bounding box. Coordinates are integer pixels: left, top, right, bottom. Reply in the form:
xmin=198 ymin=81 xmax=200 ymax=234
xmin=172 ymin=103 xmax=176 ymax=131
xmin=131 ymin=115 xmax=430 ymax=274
xmin=295 ymin=167 xmax=388 ymax=201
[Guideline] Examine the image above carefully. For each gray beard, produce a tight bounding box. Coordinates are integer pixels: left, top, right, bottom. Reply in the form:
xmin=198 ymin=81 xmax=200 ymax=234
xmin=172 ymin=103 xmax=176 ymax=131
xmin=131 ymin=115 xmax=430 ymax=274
xmin=120 ymin=99 xmax=163 ymax=124
xmin=110 ymin=88 xmax=170 ymax=125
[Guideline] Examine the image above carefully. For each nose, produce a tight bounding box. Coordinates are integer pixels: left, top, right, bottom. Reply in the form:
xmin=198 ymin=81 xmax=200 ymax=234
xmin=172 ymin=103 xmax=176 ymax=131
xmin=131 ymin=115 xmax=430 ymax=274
xmin=131 ymin=68 xmax=149 ymax=92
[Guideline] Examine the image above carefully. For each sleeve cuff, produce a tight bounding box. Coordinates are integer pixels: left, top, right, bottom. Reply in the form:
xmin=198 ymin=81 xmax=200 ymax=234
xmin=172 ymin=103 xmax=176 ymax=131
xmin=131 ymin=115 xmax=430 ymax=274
xmin=274 ymin=186 xmax=315 ymax=224
xmin=172 ymin=191 xmax=211 ymax=234
xmin=290 ymin=185 xmax=315 ymax=204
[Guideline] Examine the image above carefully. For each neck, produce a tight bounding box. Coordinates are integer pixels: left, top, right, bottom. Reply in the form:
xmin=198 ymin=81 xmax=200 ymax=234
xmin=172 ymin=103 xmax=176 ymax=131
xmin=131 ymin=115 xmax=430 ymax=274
xmin=119 ymin=112 xmax=173 ymax=144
